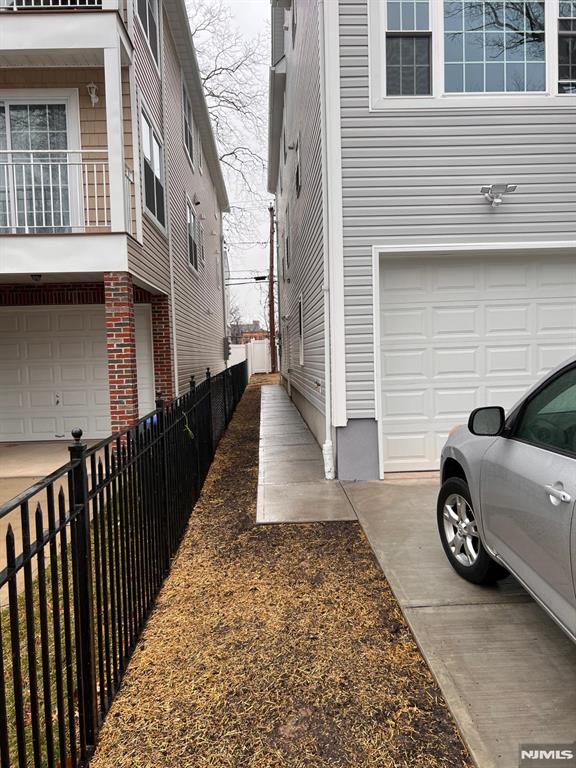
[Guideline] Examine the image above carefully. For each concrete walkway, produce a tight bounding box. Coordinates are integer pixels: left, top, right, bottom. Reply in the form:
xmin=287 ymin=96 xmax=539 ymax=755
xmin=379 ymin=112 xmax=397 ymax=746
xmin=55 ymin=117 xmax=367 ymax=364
xmin=345 ymin=479 xmax=576 ymax=768
xmin=256 ymin=385 xmax=356 ymax=523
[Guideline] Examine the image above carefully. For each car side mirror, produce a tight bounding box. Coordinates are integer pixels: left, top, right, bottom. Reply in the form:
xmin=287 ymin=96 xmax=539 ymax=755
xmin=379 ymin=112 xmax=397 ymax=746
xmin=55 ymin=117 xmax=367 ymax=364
xmin=468 ymin=406 xmax=505 ymax=437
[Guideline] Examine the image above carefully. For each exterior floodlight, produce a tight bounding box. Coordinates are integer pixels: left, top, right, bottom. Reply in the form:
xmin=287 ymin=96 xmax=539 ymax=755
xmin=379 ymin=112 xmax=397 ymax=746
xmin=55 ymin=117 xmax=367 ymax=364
xmin=481 ymin=184 xmax=517 ymax=208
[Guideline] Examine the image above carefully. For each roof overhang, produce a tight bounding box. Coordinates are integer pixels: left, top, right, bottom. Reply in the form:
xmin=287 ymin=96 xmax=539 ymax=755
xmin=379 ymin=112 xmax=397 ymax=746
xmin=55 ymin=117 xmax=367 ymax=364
xmin=267 ymin=56 xmax=286 ymax=195
xmin=164 ymin=0 xmax=230 ymax=212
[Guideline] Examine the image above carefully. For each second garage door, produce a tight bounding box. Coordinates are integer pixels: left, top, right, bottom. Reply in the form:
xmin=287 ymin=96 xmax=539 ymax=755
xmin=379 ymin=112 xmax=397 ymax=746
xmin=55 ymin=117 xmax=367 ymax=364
xmin=379 ymin=254 xmax=576 ymax=472
xmin=0 ymin=305 xmax=155 ymax=441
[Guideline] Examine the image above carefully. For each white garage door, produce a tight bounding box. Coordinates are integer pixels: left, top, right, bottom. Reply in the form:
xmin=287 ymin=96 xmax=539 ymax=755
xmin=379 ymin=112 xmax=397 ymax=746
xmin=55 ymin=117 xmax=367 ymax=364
xmin=379 ymin=255 xmax=576 ymax=472
xmin=0 ymin=305 xmax=155 ymax=441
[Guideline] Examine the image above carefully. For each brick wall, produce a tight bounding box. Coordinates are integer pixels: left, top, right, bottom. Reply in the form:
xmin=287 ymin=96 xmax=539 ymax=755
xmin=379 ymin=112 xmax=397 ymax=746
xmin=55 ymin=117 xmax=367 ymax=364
xmin=104 ymin=272 xmax=139 ymax=432
xmin=151 ymin=294 xmax=174 ymax=401
xmin=0 ymin=283 xmax=152 ymax=306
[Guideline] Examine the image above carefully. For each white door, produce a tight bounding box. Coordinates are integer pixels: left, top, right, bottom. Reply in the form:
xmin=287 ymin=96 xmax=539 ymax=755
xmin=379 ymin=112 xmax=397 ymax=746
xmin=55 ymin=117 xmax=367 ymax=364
xmin=0 ymin=305 xmax=155 ymax=441
xmin=379 ymin=255 xmax=576 ymax=472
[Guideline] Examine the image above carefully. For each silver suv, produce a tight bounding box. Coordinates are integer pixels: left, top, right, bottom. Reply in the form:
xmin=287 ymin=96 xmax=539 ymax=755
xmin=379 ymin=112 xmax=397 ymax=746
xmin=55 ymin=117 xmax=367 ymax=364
xmin=438 ymin=358 xmax=576 ymax=644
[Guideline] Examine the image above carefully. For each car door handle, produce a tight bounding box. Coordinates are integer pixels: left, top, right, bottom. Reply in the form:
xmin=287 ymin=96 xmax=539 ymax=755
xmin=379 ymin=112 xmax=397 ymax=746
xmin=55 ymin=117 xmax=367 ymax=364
xmin=544 ymin=485 xmax=572 ymax=504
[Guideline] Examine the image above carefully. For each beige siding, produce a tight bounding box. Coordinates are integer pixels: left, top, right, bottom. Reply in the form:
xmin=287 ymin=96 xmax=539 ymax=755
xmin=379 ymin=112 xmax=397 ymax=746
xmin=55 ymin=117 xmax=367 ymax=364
xmin=162 ymin=17 xmax=226 ymax=390
xmin=0 ymin=67 xmax=133 ymax=163
xmin=274 ymin=0 xmax=325 ymax=415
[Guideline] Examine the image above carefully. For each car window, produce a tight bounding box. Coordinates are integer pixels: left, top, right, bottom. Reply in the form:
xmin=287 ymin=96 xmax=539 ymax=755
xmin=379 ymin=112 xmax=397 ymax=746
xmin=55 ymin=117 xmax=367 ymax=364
xmin=515 ymin=367 xmax=576 ymax=454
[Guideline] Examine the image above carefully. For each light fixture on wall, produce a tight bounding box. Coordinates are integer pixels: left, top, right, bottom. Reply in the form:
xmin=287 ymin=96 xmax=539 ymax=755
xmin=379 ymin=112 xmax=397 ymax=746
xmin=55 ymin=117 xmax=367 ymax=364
xmin=86 ymin=83 xmax=99 ymax=108
xmin=481 ymin=184 xmax=517 ymax=208
xmin=30 ymin=274 xmax=42 ymax=282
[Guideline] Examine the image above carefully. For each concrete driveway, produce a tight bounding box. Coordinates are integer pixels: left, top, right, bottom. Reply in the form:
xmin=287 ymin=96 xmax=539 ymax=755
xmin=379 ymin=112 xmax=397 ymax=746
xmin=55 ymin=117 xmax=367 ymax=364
xmin=344 ymin=479 xmax=576 ymax=768
xmin=0 ymin=440 xmax=91 ymax=506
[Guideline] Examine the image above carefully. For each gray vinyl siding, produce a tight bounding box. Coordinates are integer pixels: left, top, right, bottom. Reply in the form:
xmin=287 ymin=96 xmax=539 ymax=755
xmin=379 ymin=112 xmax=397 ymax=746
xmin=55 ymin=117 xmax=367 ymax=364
xmin=275 ymin=0 xmax=325 ymax=415
xmin=339 ymin=0 xmax=576 ymax=419
xmin=162 ymin=18 xmax=226 ymax=391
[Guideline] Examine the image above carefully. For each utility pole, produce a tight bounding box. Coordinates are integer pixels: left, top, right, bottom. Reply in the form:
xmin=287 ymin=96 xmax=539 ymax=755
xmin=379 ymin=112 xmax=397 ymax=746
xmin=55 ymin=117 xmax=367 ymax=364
xmin=268 ymin=204 xmax=277 ymax=373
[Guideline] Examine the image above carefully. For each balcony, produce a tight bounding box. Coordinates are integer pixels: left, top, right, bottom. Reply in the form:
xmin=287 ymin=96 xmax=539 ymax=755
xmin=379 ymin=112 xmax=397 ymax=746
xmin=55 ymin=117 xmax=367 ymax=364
xmin=0 ymin=149 xmax=135 ymax=278
xmin=0 ymin=150 xmax=134 ymax=235
xmin=0 ymin=0 xmax=116 ymax=10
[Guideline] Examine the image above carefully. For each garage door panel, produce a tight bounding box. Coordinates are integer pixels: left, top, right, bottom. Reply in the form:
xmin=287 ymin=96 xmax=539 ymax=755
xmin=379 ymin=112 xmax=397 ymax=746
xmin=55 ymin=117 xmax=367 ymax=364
xmin=485 ymin=305 xmax=531 ymax=335
xmin=57 ymin=312 xmax=85 ymax=332
xmin=537 ymin=304 xmax=576 ymax=334
xmin=486 ymin=345 xmax=531 ymax=376
xmin=380 ymin=256 xmax=576 ymax=471
xmin=383 ymin=349 xmax=427 ymax=379
xmin=434 ymin=388 xmax=479 ymax=419
xmin=1 ymin=342 xmax=20 ymax=360
xmin=433 ymin=347 xmax=479 ymax=378
xmin=29 ymin=367 xmax=54 ymax=384
xmin=382 ymin=390 xmax=428 ymax=420
xmin=538 ymin=344 xmax=576 ymax=372
xmin=382 ymin=308 xmax=427 ymax=339
xmin=433 ymin=306 xmax=480 ymax=337
xmin=24 ymin=313 xmax=52 ymax=332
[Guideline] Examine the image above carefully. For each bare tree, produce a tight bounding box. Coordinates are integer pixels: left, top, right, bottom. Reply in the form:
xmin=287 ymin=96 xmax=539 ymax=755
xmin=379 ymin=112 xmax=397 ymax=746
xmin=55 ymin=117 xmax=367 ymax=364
xmin=228 ymin=298 xmax=244 ymax=342
xmin=186 ymin=0 xmax=268 ymax=199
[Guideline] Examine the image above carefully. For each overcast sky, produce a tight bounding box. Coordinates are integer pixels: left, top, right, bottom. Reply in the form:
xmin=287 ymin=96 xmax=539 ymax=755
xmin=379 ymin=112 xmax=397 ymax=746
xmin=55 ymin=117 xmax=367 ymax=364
xmin=224 ymin=0 xmax=271 ymax=327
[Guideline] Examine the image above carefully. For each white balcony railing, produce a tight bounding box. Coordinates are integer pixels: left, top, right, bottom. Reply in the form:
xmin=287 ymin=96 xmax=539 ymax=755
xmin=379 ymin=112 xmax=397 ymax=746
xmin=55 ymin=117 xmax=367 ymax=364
xmin=0 ymin=150 xmax=133 ymax=235
xmin=0 ymin=0 xmax=102 ymax=9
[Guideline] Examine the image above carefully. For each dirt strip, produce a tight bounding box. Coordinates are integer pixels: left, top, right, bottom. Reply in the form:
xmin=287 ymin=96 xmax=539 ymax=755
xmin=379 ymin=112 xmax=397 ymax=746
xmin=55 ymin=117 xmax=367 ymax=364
xmin=91 ymin=375 xmax=472 ymax=768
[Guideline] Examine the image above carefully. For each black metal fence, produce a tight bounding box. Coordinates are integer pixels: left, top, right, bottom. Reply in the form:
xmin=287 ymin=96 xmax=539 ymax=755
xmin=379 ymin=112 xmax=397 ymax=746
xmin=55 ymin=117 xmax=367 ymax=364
xmin=0 ymin=361 xmax=248 ymax=768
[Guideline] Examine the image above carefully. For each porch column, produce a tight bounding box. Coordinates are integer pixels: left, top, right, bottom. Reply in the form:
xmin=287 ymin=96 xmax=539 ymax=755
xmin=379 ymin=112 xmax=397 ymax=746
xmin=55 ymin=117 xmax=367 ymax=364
xmin=151 ymin=294 xmax=175 ymax=401
xmin=103 ymin=46 xmax=126 ymax=232
xmin=104 ymin=271 xmax=139 ymax=432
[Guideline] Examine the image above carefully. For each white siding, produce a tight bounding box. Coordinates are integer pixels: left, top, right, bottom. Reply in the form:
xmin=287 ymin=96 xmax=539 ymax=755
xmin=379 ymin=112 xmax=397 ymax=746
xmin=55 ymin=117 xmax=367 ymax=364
xmin=339 ymin=0 xmax=576 ymax=418
xmin=275 ymin=0 xmax=325 ymax=415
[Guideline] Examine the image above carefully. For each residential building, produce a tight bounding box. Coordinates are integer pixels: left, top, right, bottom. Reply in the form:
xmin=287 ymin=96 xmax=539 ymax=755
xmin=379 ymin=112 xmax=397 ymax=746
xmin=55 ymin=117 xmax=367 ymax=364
xmin=231 ymin=320 xmax=269 ymax=344
xmin=0 ymin=0 xmax=229 ymax=441
xmin=268 ymin=0 xmax=576 ymax=480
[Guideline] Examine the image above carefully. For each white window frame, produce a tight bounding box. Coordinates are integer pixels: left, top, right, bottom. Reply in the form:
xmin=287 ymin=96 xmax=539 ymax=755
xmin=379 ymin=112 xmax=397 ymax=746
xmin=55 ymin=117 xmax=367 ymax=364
xmin=295 ymin=133 xmax=301 ymax=197
xmin=136 ymin=0 xmax=161 ymax=67
xmin=0 ymin=89 xmax=83 ymax=231
xmin=186 ymin=197 xmax=204 ymax=273
xmin=368 ymin=0 xmax=573 ymax=109
xmin=182 ymin=81 xmax=195 ymax=167
xmin=298 ymin=293 xmax=304 ymax=366
xmin=140 ymin=107 xmax=166 ymax=230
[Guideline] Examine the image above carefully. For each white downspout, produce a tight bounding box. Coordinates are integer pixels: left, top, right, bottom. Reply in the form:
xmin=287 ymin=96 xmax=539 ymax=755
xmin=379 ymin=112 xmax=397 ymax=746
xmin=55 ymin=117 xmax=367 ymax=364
xmin=318 ymin=0 xmax=335 ymax=480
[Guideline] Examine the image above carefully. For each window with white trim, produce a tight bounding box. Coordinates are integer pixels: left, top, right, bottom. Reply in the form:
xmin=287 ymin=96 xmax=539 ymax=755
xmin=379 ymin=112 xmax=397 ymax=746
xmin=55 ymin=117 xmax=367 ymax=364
xmin=141 ymin=111 xmax=165 ymax=226
xmin=187 ymin=200 xmax=199 ymax=270
xmin=370 ymin=0 xmax=574 ymax=106
xmin=386 ymin=0 xmax=432 ymax=95
xmin=295 ymin=135 xmax=302 ymax=196
xmin=559 ymin=1 xmax=576 ymax=92
xmin=443 ymin=0 xmax=545 ymax=93
xmin=298 ymin=295 xmax=304 ymax=366
xmin=182 ymin=84 xmax=194 ymax=163
xmin=137 ymin=0 xmax=159 ymax=62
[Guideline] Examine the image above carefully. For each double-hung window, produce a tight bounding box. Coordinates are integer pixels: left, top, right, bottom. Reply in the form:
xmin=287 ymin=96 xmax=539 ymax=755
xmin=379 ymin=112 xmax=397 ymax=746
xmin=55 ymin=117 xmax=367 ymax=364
xmin=559 ymin=1 xmax=576 ymax=92
xmin=182 ymin=84 xmax=194 ymax=164
xmin=141 ymin=112 xmax=165 ymax=227
xmin=386 ymin=0 xmax=432 ymax=95
xmin=187 ymin=200 xmax=204 ymax=271
xmin=370 ymin=0 xmax=574 ymax=106
xmin=137 ymin=0 xmax=159 ymax=62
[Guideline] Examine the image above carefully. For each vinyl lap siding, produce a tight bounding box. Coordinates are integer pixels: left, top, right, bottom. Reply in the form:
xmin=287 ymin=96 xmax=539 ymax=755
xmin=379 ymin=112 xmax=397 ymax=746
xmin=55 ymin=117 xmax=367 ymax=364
xmin=162 ymin=20 xmax=226 ymax=390
xmin=338 ymin=0 xmax=576 ymax=418
xmin=277 ymin=0 xmax=325 ymax=415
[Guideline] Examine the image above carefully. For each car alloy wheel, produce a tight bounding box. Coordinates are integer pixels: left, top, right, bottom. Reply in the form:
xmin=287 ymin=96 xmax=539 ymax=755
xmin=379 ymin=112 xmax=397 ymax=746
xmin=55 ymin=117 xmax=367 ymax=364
xmin=442 ymin=493 xmax=479 ymax=567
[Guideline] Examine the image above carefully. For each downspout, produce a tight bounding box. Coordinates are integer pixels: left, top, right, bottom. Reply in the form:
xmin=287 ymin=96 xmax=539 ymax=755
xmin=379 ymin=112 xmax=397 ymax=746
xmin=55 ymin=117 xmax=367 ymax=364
xmin=318 ymin=0 xmax=335 ymax=480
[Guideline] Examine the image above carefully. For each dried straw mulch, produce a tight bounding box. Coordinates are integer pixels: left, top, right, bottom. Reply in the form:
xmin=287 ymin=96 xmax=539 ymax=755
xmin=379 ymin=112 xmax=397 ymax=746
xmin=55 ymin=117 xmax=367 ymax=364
xmin=91 ymin=376 xmax=472 ymax=768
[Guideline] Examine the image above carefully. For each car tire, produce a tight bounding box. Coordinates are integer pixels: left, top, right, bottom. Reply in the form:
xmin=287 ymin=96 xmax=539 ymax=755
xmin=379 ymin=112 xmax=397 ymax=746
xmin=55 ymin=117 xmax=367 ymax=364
xmin=437 ymin=477 xmax=508 ymax=585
